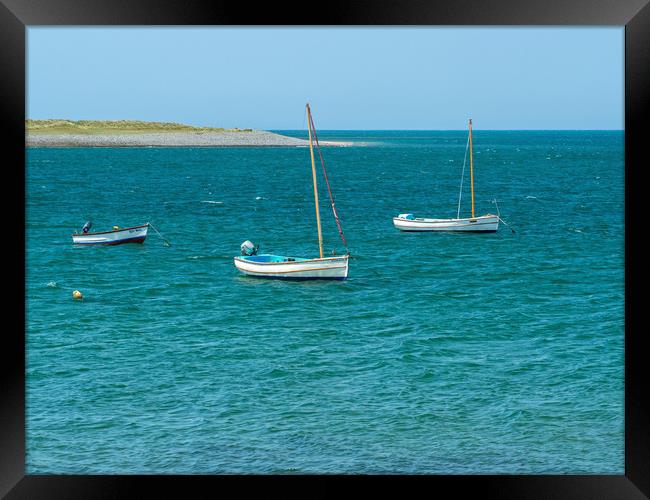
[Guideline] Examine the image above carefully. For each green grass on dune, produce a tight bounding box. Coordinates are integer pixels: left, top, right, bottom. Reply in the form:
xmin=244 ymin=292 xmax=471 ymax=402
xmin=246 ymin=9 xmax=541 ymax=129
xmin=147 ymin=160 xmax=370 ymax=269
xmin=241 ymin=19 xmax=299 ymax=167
xmin=26 ymin=119 xmax=254 ymax=135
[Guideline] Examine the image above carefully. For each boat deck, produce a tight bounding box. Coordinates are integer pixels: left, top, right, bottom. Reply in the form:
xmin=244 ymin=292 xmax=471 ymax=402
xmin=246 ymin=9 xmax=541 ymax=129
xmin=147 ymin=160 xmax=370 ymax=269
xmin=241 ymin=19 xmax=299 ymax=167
xmin=237 ymin=254 xmax=308 ymax=263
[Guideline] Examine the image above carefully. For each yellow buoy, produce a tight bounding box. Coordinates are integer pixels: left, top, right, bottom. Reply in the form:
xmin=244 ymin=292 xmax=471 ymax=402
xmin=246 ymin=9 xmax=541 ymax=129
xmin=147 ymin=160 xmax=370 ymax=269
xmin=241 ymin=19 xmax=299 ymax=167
xmin=113 ymin=226 xmax=119 ymax=230
xmin=72 ymin=290 xmax=83 ymax=300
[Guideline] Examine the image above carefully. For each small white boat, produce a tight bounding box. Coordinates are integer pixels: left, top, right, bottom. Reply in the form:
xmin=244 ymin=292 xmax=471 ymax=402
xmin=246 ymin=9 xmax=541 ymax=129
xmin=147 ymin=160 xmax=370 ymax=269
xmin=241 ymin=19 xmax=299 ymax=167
xmin=393 ymin=213 xmax=499 ymax=232
xmin=234 ymin=103 xmax=350 ymax=280
xmin=234 ymin=254 xmax=349 ymax=280
xmin=72 ymin=223 xmax=149 ymax=246
xmin=394 ymin=118 xmax=500 ymax=233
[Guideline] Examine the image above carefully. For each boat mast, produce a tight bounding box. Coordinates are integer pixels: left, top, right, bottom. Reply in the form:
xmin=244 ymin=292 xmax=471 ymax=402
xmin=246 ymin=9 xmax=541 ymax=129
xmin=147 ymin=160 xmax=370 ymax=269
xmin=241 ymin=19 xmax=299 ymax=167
xmin=468 ymin=118 xmax=475 ymax=218
xmin=306 ymin=103 xmax=324 ymax=259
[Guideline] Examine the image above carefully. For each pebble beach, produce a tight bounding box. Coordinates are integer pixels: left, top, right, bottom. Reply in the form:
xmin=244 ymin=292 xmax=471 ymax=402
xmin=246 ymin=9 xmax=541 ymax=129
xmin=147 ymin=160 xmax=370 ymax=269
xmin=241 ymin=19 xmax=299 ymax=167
xmin=26 ymin=130 xmax=352 ymax=148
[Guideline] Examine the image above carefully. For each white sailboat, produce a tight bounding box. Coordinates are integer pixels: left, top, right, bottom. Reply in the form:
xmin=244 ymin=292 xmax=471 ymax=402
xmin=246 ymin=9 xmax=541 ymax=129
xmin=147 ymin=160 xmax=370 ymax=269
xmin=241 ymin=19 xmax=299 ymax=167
xmin=393 ymin=119 xmax=500 ymax=232
xmin=234 ymin=103 xmax=349 ymax=280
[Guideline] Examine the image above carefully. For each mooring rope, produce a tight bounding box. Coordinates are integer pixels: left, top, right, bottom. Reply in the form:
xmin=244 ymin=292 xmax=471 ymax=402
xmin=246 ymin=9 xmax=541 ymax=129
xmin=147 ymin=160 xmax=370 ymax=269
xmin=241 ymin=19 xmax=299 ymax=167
xmin=498 ymin=216 xmax=516 ymax=233
xmin=492 ymin=199 xmax=516 ymax=233
xmin=148 ymin=222 xmax=171 ymax=246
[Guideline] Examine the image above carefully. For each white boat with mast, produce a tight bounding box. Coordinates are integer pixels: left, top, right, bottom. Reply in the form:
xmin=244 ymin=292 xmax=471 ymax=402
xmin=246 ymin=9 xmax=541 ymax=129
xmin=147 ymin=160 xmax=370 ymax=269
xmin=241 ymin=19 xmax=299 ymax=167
xmin=233 ymin=103 xmax=349 ymax=280
xmin=393 ymin=119 xmax=500 ymax=232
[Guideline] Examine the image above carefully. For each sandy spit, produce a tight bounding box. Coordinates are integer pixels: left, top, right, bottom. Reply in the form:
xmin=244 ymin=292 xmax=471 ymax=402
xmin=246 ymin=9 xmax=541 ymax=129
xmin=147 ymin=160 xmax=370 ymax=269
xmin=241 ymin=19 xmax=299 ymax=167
xmin=26 ymin=130 xmax=352 ymax=148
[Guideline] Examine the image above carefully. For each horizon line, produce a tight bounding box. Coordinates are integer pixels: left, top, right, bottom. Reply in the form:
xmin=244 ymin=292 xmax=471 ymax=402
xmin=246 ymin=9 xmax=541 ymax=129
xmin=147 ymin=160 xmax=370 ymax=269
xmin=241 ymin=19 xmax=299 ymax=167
xmin=270 ymin=129 xmax=625 ymax=133
xmin=24 ymin=119 xmax=624 ymax=132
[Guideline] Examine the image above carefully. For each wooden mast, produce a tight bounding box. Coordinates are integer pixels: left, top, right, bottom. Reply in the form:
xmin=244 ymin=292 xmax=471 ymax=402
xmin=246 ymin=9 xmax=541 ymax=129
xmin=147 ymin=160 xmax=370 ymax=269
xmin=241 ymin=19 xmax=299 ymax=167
xmin=468 ymin=118 xmax=475 ymax=218
xmin=306 ymin=103 xmax=324 ymax=259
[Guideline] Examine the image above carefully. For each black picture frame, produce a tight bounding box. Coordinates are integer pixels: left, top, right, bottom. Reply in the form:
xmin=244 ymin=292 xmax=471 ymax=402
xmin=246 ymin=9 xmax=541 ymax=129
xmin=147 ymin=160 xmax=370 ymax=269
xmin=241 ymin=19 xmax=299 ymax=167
xmin=3 ymin=1 xmax=647 ymax=497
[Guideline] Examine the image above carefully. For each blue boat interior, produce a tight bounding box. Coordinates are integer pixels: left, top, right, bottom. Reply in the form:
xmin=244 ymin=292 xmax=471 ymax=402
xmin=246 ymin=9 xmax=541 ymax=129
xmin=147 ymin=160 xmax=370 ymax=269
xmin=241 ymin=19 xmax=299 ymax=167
xmin=239 ymin=254 xmax=308 ymax=263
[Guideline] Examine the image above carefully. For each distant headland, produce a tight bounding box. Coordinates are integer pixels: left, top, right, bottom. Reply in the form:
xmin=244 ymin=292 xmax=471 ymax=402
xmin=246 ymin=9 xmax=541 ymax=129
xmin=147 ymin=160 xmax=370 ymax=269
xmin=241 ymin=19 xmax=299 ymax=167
xmin=26 ymin=119 xmax=351 ymax=148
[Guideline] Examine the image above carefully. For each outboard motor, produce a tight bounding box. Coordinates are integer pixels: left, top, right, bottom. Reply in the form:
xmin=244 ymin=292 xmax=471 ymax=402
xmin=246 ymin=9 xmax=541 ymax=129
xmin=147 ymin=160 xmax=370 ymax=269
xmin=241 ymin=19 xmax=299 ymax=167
xmin=82 ymin=221 xmax=92 ymax=234
xmin=240 ymin=240 xmax=259 ymax=256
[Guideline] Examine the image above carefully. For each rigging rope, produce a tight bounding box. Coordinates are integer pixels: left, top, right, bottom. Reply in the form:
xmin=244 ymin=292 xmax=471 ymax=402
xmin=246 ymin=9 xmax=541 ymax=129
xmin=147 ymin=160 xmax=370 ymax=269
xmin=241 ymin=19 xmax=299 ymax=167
xmin=307 ymin=111 xmax=349 ymax=253
xmin=457 ymin=132 xmax=470 ymax=219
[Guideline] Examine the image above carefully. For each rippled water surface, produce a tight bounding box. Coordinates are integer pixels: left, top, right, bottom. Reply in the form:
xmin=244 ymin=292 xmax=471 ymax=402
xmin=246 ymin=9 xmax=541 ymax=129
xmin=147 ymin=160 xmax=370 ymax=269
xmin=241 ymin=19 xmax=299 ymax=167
xmin=26 ymin=131 xmax=624 ymax=473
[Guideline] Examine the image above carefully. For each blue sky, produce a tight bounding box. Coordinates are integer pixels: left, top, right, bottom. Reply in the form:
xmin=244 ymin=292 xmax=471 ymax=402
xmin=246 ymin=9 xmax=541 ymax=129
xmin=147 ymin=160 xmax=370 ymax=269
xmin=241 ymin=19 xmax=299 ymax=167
xmin=27 ymin=27 xmax=623 ymax=130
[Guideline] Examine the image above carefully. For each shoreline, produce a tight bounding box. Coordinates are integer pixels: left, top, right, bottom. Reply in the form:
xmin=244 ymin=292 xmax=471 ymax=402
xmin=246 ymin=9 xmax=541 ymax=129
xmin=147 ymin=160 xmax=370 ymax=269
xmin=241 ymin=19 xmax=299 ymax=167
xmin=26 ymin=130 xmax=352 ymax=148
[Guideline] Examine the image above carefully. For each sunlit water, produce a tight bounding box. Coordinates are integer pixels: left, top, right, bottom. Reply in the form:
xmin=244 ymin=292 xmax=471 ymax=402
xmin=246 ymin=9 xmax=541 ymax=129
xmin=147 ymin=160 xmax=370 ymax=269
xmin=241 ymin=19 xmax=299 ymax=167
xmin=26 ymin=130 xmax=624 ymax=473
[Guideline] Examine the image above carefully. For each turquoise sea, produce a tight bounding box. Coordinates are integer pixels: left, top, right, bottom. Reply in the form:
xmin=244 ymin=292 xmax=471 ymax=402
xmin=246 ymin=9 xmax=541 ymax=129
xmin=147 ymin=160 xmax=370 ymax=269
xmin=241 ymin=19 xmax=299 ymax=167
xmin=26 ymin=131 xmax=624 ymax=474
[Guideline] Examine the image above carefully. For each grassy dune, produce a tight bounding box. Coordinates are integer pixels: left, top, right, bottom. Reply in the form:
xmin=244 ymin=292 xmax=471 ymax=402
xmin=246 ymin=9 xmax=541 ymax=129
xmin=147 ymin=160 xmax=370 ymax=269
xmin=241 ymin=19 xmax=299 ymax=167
xmin=26 ymin=119 xmax=254 ymax=135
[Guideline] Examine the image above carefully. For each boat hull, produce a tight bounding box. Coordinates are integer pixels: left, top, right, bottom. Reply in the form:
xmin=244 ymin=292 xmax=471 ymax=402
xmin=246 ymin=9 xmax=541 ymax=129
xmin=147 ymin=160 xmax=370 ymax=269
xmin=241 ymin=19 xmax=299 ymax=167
xmin=234 ymin=254 xmax=349 ymax=280
xmin=72 ymin=224 xmax=149 ymax=245
xmin=393 ymin=214 xmax=499 ymax=232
